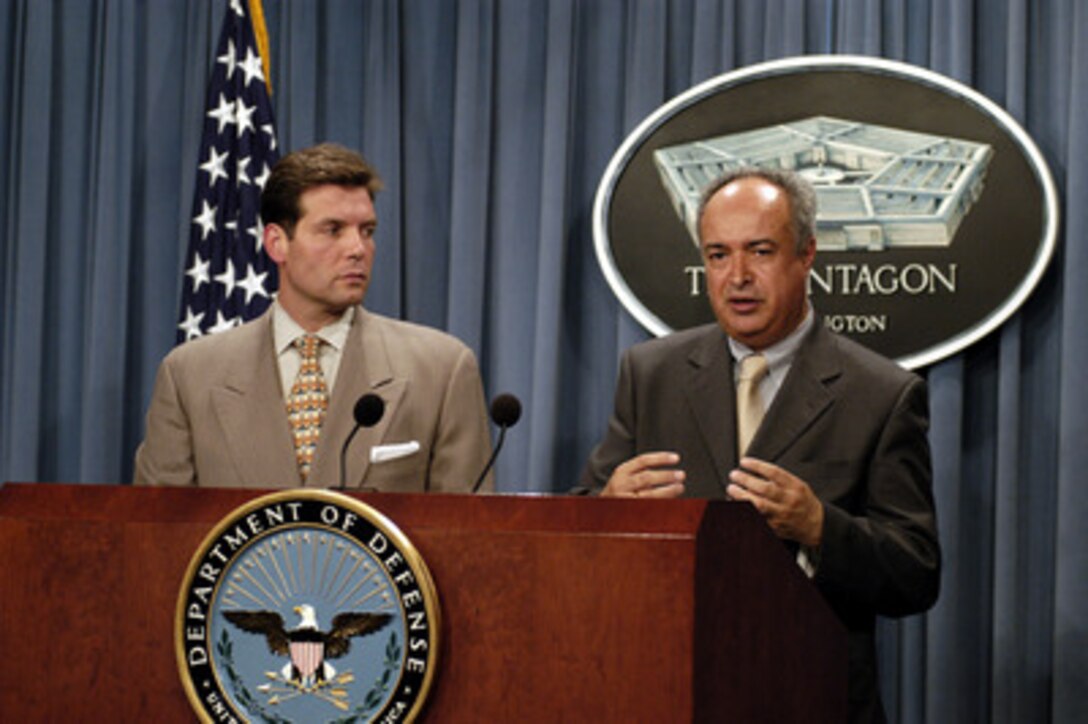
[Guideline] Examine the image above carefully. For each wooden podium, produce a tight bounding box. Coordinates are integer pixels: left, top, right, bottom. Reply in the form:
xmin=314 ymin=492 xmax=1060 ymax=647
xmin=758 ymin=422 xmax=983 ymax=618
xmin=0 ymin=483 xmax=846 ymax=721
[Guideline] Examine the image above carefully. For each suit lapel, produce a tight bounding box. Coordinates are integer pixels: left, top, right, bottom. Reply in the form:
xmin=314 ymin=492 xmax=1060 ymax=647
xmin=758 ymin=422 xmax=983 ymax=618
xmin=749 ymin=323 xmax=839 ymax=461
xmin=309 ymin=309 xmax=404 ymax=488
xmin=683 ymin=327 xmax=737 ymax=496
xmin=210 ymin=313 xmax=301 ymax=487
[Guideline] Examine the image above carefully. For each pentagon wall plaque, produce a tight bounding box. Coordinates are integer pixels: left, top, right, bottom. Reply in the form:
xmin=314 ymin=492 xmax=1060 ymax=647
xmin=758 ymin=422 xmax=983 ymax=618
xmin=594 ymin=56 xmax=1058 ymax=369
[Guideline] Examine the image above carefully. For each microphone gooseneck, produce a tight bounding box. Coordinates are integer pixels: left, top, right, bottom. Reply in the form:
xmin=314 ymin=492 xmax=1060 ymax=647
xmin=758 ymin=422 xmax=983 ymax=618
xmin=338 ymin=393 xmax=386 ymax=490
xmin=471 ymin=393 xmax=522 ymax=493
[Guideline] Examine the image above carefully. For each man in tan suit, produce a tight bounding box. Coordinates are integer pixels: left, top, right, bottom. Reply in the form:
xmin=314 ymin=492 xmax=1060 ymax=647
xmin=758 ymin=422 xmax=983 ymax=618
xmin=579 ymin=168 xmax=940 ymax=722
xmin=135 ymin=143 xmax=491 ymax=491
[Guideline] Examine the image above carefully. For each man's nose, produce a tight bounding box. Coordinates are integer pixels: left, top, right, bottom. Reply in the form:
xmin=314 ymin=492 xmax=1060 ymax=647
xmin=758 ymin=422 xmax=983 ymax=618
xmin=345 ymin=228 xmax=369 ymax=256
xmin=727 ymin=254 xmax=750 ymax=284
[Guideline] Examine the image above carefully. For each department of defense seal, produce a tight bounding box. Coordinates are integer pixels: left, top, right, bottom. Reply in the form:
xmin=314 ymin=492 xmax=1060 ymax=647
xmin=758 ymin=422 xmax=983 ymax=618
xmin=176 ymin=490 xmax=439 ymax=723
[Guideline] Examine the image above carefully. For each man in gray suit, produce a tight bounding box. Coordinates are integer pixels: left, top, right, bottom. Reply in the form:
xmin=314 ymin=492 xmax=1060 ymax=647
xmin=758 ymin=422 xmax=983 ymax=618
xmin=579 ymin=168 xmax=940 ymax=722
xmin=135 ymin=143 xmax=492 ymax=491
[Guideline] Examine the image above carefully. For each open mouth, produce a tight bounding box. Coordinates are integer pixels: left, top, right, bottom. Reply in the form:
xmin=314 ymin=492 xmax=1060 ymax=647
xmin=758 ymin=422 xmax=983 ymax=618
xmin=728 ymin=297 xmax=760 ymax=314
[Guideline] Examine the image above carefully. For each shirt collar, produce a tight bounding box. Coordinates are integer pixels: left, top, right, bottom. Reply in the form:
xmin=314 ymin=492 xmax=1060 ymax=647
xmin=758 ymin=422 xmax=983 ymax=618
xmin=728 ymin=305 xmax=814 ymax=370
xmin=272 ymin=302 xmax=355 ymax=355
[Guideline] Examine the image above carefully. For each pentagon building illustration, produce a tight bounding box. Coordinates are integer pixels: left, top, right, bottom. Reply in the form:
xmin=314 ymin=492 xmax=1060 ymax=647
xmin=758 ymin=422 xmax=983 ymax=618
xmin=654 ymin=116 xmax=993 ymax=251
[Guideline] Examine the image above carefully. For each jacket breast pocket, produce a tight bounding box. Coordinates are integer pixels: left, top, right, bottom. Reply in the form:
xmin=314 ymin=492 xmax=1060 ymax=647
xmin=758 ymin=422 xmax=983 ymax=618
xmin=366 ymin=447 xmax=429 ymax=492
xmin=783 ymin=459 xmax=863 ymax=506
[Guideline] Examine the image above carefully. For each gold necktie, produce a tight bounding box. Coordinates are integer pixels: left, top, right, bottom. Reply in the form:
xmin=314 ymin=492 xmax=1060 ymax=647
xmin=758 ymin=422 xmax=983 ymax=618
xmin=286 ymin=335 xmax=329 ymax=481
xmin=736 ymin=353 xmax=769 ymax=456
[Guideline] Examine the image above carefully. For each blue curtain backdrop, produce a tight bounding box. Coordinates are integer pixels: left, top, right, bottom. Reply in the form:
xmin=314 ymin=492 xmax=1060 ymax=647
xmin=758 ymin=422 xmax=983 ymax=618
xmin=1 ymin=1 xmax=1085 ymax=721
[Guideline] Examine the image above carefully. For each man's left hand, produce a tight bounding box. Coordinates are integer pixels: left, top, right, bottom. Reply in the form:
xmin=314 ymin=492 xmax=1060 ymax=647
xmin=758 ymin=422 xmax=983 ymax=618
xmin=727 ymin=457 xmax=824 ymax=547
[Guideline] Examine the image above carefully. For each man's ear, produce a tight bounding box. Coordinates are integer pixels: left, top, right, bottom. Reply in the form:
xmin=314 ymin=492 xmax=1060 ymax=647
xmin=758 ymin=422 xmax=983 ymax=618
xmin=264 ymin=223 xmax=288 ymax=263
xmin=799 ymin=236 xmax=817 ymax=270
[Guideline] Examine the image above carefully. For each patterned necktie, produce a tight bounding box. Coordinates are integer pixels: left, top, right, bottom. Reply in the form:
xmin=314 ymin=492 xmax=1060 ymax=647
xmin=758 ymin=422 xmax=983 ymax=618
xmin=286 ymin=335 xmax=329 ymax=481
xmin=736 ymin=353 xmax=769 ymax=456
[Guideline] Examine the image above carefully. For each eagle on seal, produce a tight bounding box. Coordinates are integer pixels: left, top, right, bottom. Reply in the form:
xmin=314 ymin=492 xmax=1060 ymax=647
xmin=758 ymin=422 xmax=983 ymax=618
xmin=224 ymin=604 xmax=392 ymax=688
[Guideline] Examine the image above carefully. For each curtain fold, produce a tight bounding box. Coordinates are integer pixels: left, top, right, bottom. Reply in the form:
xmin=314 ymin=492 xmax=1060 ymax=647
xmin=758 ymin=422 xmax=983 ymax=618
xmin=1 ymin=0 xmax=1084 ymax=720
xmin=1054 ymin=4 xmax=1088 ymax=720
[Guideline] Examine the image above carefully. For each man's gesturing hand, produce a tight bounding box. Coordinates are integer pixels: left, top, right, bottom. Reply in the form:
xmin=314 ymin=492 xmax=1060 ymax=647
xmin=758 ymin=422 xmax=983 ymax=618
xmin=602 ymin=452 xmax=685 ymax=498
xmin=728 ymin=457 xmax=824 ymax=547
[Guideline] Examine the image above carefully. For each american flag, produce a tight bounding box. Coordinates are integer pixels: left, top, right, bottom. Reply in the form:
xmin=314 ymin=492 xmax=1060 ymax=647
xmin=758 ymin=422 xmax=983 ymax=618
xmin=177 ymin=0 xmax=279 ymax=344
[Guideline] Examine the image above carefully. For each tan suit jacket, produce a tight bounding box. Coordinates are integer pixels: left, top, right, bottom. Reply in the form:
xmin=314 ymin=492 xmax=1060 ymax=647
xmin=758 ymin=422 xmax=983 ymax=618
xmin=579 ymin=321 xmax=940 ymax=723
xmin=135 ymin=307 xmax=492 ymax=491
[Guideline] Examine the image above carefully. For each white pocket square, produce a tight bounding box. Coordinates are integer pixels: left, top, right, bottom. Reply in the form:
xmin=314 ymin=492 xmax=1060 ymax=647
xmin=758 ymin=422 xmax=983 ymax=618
xmin=369 ymin=441 xmax=421 ymax=464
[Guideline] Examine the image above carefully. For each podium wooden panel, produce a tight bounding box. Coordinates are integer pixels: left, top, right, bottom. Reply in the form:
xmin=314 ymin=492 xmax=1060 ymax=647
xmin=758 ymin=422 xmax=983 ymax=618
xmin=0 ymin=482 xmax=846 ymax=721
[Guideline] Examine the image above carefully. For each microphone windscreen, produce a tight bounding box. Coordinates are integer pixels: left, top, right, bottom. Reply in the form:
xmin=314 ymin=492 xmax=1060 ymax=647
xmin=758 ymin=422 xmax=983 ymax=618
xmin=489 ymin=393 xmax=522 ymax=428
xmin=353 ymin=394 xmax=385 ymax=428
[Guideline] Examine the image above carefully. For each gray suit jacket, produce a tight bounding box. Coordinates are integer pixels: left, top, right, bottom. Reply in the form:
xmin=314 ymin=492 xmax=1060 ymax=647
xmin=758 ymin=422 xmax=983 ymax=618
xmin=579 ymin=322 xmax=940 ymax=722
xmin=135 ymin=307 xmax=492 ymax=492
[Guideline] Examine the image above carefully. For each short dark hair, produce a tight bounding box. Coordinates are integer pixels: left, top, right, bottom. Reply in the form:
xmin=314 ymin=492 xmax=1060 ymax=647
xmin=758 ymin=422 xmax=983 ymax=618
xmin=260 ymin=143 xmax=383 ymax=235
xmin=697 ymin=166 xmax=817 ymax=253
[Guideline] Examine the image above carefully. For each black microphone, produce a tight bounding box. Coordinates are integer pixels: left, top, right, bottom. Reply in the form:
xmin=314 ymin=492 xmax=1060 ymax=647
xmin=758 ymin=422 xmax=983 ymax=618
xmin=471 ymin=393 xmax=522 ymax=493
xmin=338 ymin=394 xmax=385 ymax=490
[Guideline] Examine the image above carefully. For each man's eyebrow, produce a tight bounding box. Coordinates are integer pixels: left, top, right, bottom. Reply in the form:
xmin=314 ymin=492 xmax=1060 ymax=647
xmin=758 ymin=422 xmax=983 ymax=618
xmin=700 ymin=238 xmax=777 ymax=248
xmin=315 ymin=216 xmax=376 ymax=226
xmin=745 ymin=238 xmax=778 ymax=249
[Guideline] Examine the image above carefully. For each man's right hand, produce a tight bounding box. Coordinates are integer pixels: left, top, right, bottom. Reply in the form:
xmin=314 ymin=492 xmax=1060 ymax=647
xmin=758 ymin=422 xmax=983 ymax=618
xmin=601 ymin=452 xmax=686 ymax=498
